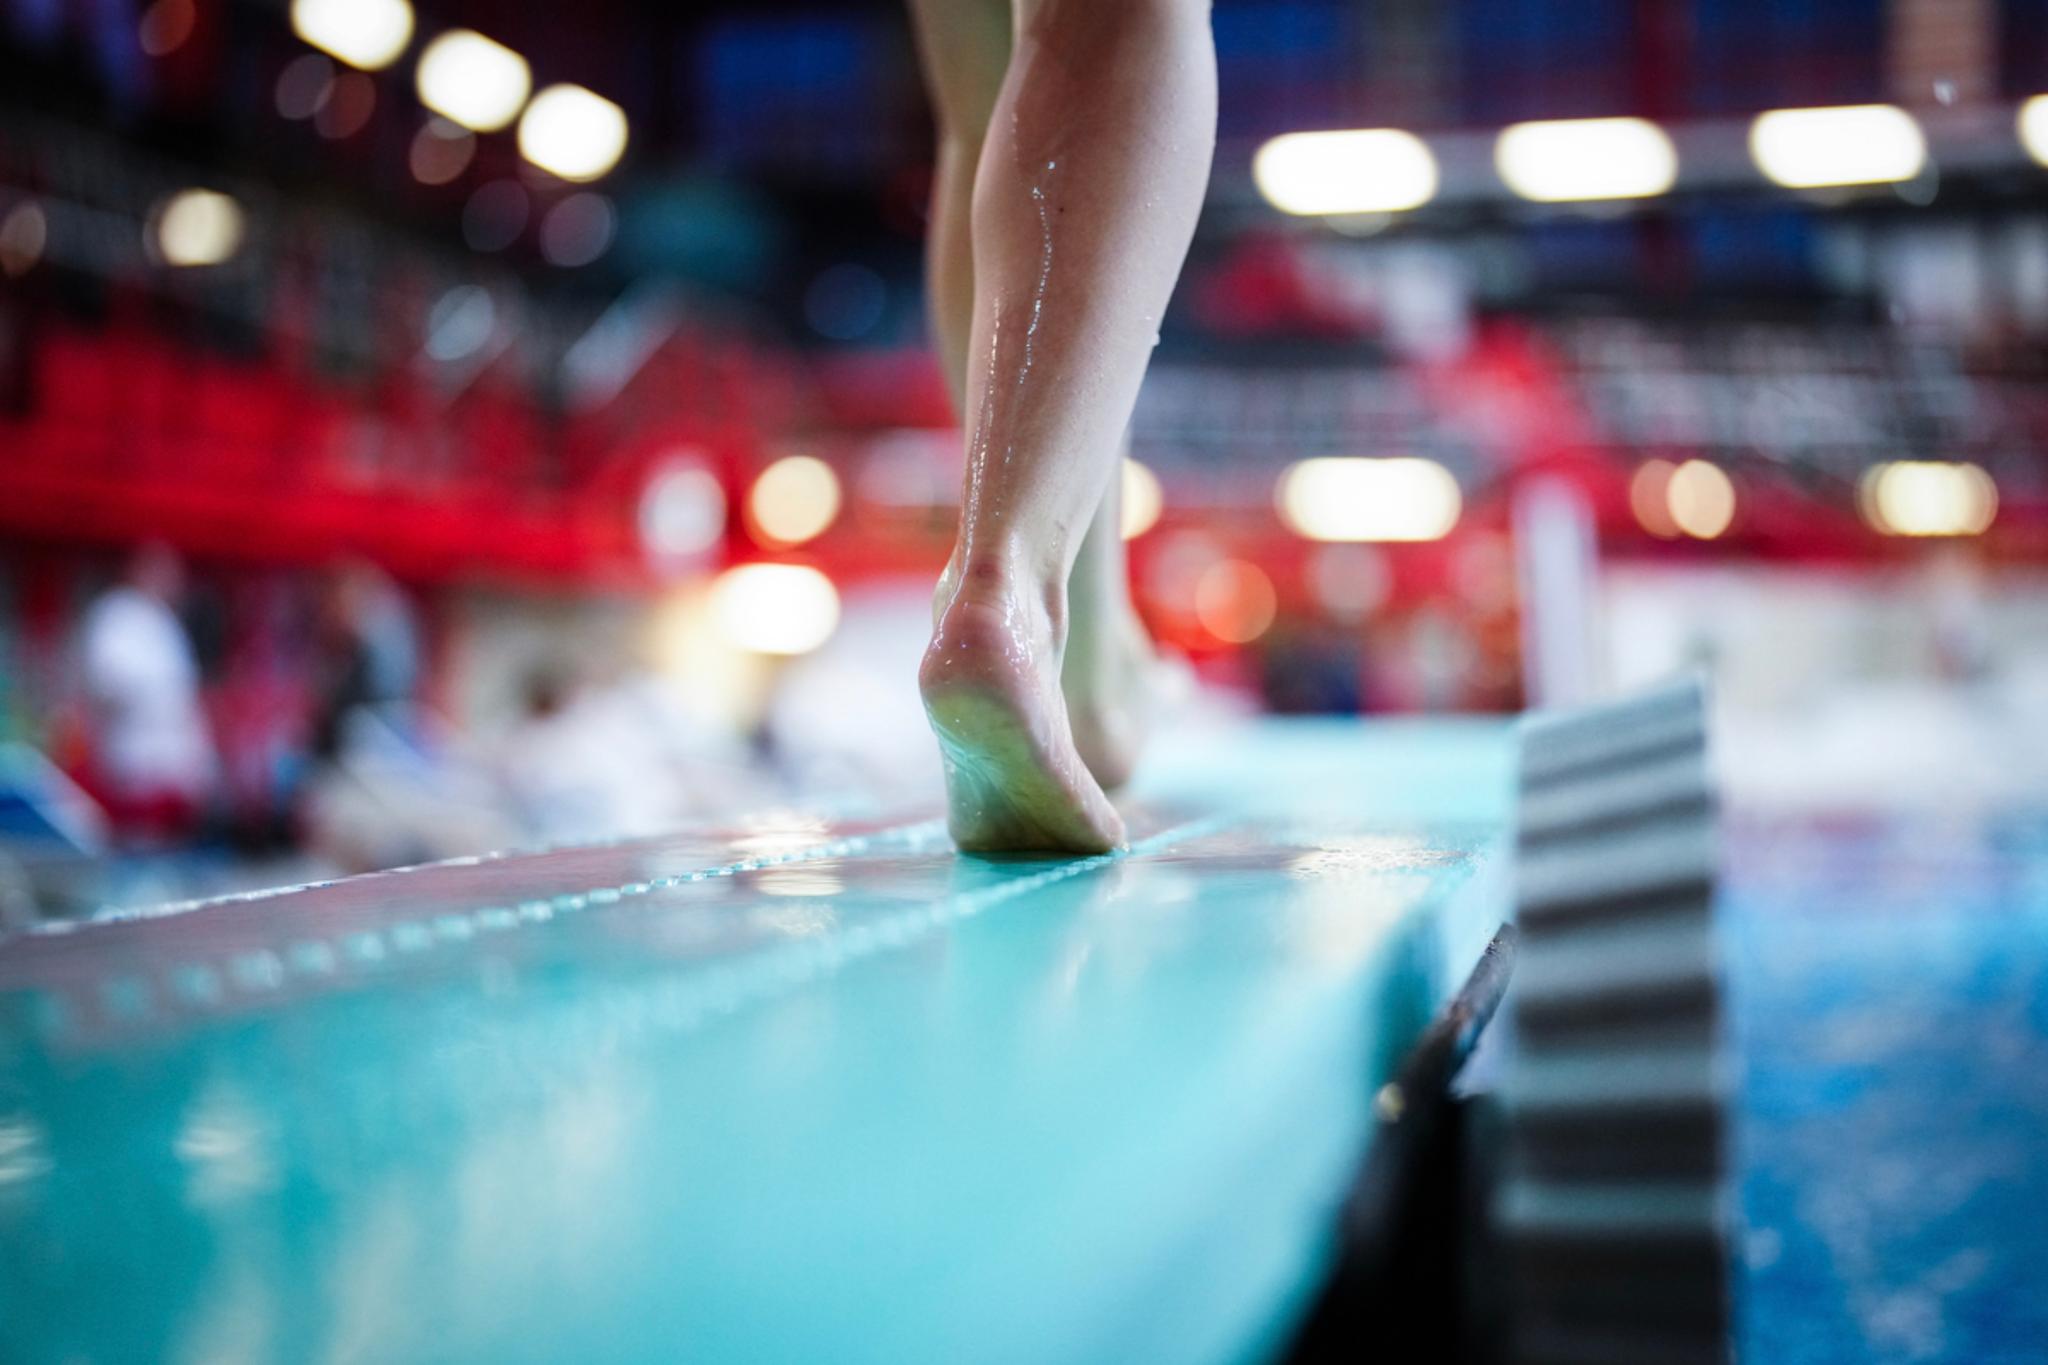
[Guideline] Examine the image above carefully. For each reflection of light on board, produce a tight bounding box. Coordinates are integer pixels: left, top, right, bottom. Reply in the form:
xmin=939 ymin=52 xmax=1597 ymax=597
xmin=174 ymin=1243 xmax=281 ymax=1365
xmin=1284 ymin=834 xmax=1473 ymax=963
xmin=0 ymin=1114 xmax=52 ymax=1190
xmin=750 ymin=899 xmax=841 ymax=939
xmin=319 ymin=1184 xmax=422 ymax=1363
xmin=446 ymin=1072 xmax=634 ymax=1310
xmin=176 ymin=1078 xmax=281 ymax=1206
xmin=756 ymin=868 xmax=846 ymax=899
xmin=729 ymin=814 xmax=835 ymax=859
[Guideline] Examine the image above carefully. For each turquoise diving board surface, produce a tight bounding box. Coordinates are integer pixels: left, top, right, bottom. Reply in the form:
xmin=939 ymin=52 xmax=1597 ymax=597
xmin=0 ymin=719 xmax=1514 ymax=1364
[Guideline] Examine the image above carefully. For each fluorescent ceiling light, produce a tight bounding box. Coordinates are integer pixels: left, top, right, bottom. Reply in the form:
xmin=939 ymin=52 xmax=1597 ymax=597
xmin=1495 ymin=117 xmax=1678 ymax=202
xmin=1252 ymin=129 xmax=1439 ymax=216
xmin=1750 ymin=104 xmax=1926 ymax=188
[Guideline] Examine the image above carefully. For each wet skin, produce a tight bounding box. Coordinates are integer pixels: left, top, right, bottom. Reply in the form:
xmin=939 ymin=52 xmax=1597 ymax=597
xmin=908 ymin=0 xmax=1216 ymax=853
xmin=921 ymin=585 xmax=1125 ymax=853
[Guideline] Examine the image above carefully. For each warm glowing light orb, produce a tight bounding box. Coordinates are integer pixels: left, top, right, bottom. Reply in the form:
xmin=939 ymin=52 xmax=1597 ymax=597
xmin=1630 ymin=459 xmax=1680 ymax=538
xmin=1121 ymin=459 xmax=1164 ymax=540
xmin=1859 ymin=461 xmax=1997 ymax=537
xmin=2022 ymin=96 xmax=2048 ymax=169
xmin=711 ymin=564 xmax=841 ymax=656
xmin=415 ymin=29 xmax=531 ymax=133
xmin=746 ymin=455 xmax=842 ymax=547
xmin=0 ymin=201 xmax=48 ymax=278
xmin=1666 ymin=459 xmax=1736 ymax=539
xmin=154 ymin=189 xmax=244 ymax=267
xmin=1277 ymin=457 xmax=1462 ymax=543
xmin=518 ymin=84 xmax=629 ymax=182
xmin=1195 ymin=559 xmax=1278 ymax=644
xmin=290 ymin=0 xmax=413 ymax=71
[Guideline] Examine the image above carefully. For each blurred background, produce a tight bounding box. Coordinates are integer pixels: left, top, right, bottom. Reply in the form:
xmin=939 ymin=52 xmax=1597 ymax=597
xmin=2 ymin=0 xmax=2046 ymax=918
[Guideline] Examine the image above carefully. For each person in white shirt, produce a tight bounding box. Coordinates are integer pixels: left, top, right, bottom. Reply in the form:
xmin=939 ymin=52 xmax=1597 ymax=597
xmin=77 ymin=543 xmax=216 ymax=840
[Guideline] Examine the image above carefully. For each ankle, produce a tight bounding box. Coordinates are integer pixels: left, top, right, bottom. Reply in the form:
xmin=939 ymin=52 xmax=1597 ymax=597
xmin=937 ymin=546 xmax=1069 ymax=644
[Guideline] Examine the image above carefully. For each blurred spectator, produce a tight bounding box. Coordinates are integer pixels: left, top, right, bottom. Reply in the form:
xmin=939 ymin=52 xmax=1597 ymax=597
xmin=498 ymin=664 xmax=598 ymax=840
xmin=310 ymin=561 xmax=422 ymax=760
xmin=75 ymin=543 xmax=217 ymax=843
xmin=499 ymin=663 xmax=773 ymax=845
xmin=1258 ymin=624 xmax=1363 ymax=714
xmin=297 ymin=563 xmax=515 ymax=872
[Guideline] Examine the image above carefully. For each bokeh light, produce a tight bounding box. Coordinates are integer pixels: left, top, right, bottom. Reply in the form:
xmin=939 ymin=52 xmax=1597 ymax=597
xmin=138 ymin=0 xmax=196 ymax=57
xmin=312 ymin=70 xmax=376 ymax=140
xmin=1495 ymin=118 xmax=1678 ymax=202
xmin=1631 ymin=459 xmax=1681 ymax=538
xmin=1252 ymin=129 xmax=1438 ymax=216
xmin=1666 ymin=459 xmax=1736 ymax=539
xmin=1195 ymin=560 xmax=1279 ymax=644
xmin=1142 ymin=529 xmax=1225 ymax=618
xmin=639 ymin=461 xmax=728 ymax=561
xmin=1276 ymin=457 xmax=1462 ymax=543
xmin=2022 ymin=96 xmax=2048 ymax=169
xmin=424 ymin=286 xmax=496 ymax=362
xmin=409 ymin=118 xmax=476 ymax=186
xmin=746 ymin=455 xmax=842 ymax=548
xmin=152 ymin=189 xmax=244 ymax=267
xmin=274 ymin=54 xmax=335 ymax=120
xmin=0 ymin=200 xmax=48 ymax=278
xmin=1859 ymin=461 xmax=1998 ymax=537
xmin=1308 ymin=543 xmax=1391 ymax=621
xmin=712 ymin=564 xmax=841 ymax=656
xmin=518 ymin=85 xmax=629 ymax=183
xmin=540 ymin=194 xmax=617 ymax=268
xmin=415 ymin=30 xmax=531 ymax=134
xmin=1750 ymin=105 xmax=1925 ymax=189
xmin=462 ymin=181 xmax=529 ymax=252
xmin=804 ymin=264 xmax=887 ymax=341
xmin=289 ymin=0 xmax=413 ymax=72
xmin=1121 ymin=459 xmax=1163 ymax=540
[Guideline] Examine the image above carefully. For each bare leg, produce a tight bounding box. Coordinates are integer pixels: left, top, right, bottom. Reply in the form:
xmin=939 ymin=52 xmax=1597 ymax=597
xmin=1061 ymin=472 xmax=1158 ymax=790
xmin=919 ymin=0 xmax=1216 ymax=853
xmin=906 ymin=0 xmax=1010 ymax=408
xmin=909 ymin=0 xmax=1162 ymax=798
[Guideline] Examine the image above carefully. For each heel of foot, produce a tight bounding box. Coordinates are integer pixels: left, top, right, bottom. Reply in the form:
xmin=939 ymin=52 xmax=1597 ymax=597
xmin=927 ymin=685 xmax=1119 ymax=854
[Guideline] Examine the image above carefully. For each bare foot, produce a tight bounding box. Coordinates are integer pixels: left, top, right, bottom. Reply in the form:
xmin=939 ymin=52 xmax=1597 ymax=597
xmin=920 ymin=582 xmax=1126 ymax=855
xmin=1063 ymin=616 xmax=1155 ymax=792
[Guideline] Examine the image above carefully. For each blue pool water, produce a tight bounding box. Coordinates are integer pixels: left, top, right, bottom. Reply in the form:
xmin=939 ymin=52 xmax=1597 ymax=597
xmin=1729 ymin=810 xmax=2048 ymax=1364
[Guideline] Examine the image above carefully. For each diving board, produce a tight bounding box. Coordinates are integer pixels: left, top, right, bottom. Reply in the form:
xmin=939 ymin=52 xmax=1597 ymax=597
xmin=0 ymin=719 xmax=1515 ymax=1365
